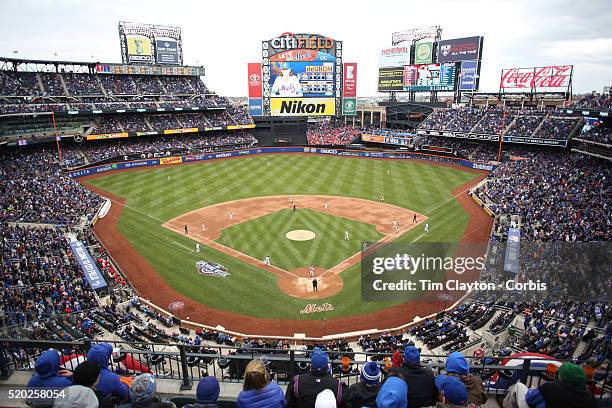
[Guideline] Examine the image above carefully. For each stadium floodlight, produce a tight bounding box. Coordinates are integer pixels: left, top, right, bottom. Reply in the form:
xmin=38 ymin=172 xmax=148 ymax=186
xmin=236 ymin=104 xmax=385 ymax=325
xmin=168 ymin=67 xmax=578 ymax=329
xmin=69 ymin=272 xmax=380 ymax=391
xmin=392 ymin=26 xmax=442 ymax=45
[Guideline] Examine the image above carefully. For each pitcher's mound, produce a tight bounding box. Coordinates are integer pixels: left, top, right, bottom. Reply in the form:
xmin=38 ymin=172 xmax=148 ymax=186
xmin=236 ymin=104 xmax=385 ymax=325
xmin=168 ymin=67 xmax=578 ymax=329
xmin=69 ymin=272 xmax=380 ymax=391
xmin=286 ymin=230 xmax=316 ymax=241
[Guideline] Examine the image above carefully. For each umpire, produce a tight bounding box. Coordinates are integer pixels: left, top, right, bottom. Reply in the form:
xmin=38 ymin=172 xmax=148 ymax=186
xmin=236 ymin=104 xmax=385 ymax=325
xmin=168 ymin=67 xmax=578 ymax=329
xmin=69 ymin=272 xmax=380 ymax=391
xmin=286 ymin=347 xmax=347 ymax=407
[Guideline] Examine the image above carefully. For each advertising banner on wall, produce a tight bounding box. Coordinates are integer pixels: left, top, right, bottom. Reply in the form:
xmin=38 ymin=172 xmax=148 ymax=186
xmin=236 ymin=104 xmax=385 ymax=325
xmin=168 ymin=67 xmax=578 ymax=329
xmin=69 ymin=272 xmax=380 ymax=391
xmin=270 ymin=97 xmax=335 ymax=116
xmin=155 ymin=40 xmax=179 ymax=64
xmin=379 ymin=46 xmax=411 ymax=68
xmin=504 ymin=227 xmax=521 ymax=274
xmin=248 ymin=98 xmax=263 ymax=116
xmin=248 ymin=63 xmax=263 ymax=98
xmin=70 ymin=241 xmax=107 ymax=290
xmin=437 ymin=36 xmax=482 ymax=63
xmin=342 ymin=98 xmax=356 ymax=115
xmin=458 ymin=60 xmax=479 ymax=91
xmin=414 ymin=39 xmax=434 ymax=64
xmin=500 ymin=65 xmax=573 ymax=90
xmin=343 ymin=63 xmax=357 ymax=98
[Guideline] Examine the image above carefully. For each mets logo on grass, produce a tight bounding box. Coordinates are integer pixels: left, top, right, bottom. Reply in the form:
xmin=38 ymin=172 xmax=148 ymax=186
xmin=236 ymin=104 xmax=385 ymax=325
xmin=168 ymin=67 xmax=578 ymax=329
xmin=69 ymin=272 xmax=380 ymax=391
xmin=196 ymin=261 xmax=230 ymax=278
xmin=300 ymin=303 xmax=334 ymax=314
xmin=271 ymin=98 xmax=335 ymax=116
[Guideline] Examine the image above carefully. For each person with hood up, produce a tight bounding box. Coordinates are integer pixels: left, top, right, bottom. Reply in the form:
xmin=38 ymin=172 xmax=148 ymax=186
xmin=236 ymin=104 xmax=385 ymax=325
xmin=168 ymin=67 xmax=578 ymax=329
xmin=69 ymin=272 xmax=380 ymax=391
xmin=27 ymin=349 xmax=73 ymax=406
xmin=346 ymin=361 xmax=381 ymax=407
xmin=237 ymin=359 xmax=286 ymax=408
xmin=184 ymin=376 xmax=220 ymax=408
xmin=525 ymin=362 xmax=597 ymax=408
xmin=117 ymin=373 xmax=175 ymax=408
xmin=315 ymin=389 xmax=337 ymax=408
xmin=375 ymin=376 xmax=408 ymax=408
xmin=400 ymin=346 xmax=438 ymax=407
xmin=434 ymin=375 xmax=468 ymax=407
xmin=87 ymin=343 xmax=129 ymax=403
xmin=440 ymin=352 xmax=486 ymax=406
xmin=286 ymin=347 xmax=346 ymax=408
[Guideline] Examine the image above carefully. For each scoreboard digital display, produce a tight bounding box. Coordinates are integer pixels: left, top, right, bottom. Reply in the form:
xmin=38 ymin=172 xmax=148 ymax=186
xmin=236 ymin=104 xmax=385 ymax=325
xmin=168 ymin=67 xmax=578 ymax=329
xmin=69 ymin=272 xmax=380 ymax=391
xmin=403 ymin=63 xmax=456 ymax=91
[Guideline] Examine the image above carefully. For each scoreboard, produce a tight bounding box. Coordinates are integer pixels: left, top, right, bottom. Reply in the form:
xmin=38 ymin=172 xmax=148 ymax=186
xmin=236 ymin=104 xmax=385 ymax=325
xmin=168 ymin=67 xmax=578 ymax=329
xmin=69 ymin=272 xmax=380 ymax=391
xmin=403 ymin=63 xmax=456 ymax=91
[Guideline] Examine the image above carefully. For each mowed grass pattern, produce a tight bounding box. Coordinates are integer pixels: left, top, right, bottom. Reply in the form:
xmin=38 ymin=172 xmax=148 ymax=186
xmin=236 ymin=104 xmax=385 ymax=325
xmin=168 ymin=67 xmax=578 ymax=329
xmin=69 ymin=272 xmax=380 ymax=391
xmin=217 ymin=208 xmax=384 ymax=271
xmin=85 ymin=155 xmax=478 ymax=319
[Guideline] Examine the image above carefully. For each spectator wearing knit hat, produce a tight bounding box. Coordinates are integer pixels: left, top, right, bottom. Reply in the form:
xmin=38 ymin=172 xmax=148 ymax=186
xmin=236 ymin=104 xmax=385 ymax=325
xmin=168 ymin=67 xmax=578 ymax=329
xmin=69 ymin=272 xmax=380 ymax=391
xmin=400 ymin=346 xmax=438 ymax=407
xmin=184 ymin=376 xmax=220 ymax=408
xmin=525 ymin=362 xmax=597 ymax=408
xmin=53 ymin=385 xmax=100 ymax=408
xmin=117 ymin=374 xmax=175 ymax=408
xmin=439 ymin=352 xmax=486 ymax=407
xmin=286 ymin=347 xmax=347 ymax=408
xmin=72 ymin=361 xmax=115 ymax=408
xmin=376 ymin=376 xmax=408 ymax=408
xmin=346 ymin=361 xmax=381 ymax=407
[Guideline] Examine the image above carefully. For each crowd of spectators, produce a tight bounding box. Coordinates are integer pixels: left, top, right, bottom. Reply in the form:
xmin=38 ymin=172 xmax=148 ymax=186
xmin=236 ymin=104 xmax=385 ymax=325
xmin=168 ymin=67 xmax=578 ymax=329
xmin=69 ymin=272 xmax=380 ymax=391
xmin=0 ymin=146 xmax=104 ymax=224
xmin=477 ymin=151 xmax=611 ymax=241
xmin=0 ymin=224 xmax=99 ymax=326
xmin=577 ymin=124 xmax=612 ymax=145
xmin=68 ymin=131 xmax=256 ymax=164
xmin=534 ymin=116 xmax=581 ymax=140
xmin=307 ymin=122 xmax=361 ymax=145
xmin=504 ymin=113 xmax=545 ymax=136
xmin=571 ymin=94 xmax=611 ymax=111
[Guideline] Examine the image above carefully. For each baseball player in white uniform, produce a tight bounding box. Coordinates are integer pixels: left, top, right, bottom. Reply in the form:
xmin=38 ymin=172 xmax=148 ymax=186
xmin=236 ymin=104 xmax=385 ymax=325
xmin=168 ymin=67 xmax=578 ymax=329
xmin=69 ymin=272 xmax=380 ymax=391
xmin=264 ymin=255 xmax=271 ymax=266
xmin=229 ymin=212 xmax=234 ymax=221
xmin=195 ymin=243 xmax=201 ymax=253
xmin=344 ymin=230 xmax=350 ymax=241
xmin=271 ymin=63 xmax=303 ymax=97
xmin=424 ymin=223 xmax=429 ymax=232
xmin=324 ymin=202 xmax=329 ymax=210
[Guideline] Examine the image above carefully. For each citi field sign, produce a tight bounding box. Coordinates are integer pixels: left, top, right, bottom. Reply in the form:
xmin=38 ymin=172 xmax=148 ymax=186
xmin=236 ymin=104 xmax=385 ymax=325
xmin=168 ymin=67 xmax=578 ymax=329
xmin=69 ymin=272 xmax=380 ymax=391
xmin=268 ymin=33 xmax=335 ymax=52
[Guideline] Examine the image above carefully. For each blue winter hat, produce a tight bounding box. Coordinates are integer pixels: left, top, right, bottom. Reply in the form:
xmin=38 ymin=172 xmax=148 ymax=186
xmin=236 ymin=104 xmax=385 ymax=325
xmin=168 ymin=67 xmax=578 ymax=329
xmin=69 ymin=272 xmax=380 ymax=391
xmin=403 ymin=346 xmax=420 ymax=365
xmin=376 ymin=376 xmax=408 ymax=408
xmin=196 ymin=376 xmax=220 ymax=403
xmin=446 ymin=351 xmax=469 ymax=375
xmin=360 ymin=361 xmax=381 ymax=385
xmin=310 ymin=347 xmax=329 ymax=372
xmin=435 ymin=375 xmax=468 ymax=405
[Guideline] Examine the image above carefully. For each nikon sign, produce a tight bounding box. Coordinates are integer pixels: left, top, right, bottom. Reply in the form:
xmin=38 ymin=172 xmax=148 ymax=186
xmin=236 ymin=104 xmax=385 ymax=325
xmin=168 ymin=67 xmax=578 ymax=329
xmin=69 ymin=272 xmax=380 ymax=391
xmin=270 ymin=98 xmax=335 ymax=116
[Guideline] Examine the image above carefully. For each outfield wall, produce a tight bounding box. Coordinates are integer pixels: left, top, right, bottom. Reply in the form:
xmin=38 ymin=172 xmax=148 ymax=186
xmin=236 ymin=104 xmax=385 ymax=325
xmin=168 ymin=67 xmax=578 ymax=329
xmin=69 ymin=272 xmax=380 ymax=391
xmin=67 ymin=147 xmax=496 ymax=179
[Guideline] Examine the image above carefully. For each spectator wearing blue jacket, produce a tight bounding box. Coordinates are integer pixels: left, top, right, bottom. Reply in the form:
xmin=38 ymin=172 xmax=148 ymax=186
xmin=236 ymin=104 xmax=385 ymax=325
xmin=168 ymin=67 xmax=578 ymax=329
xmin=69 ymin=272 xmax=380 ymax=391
xmin=27 ymin=349 xmax=72 ymax=405
xmin=237 ymin=359 xmax=286 ymax=408
xmin=87 ymin=343 xmax=130 ymax=403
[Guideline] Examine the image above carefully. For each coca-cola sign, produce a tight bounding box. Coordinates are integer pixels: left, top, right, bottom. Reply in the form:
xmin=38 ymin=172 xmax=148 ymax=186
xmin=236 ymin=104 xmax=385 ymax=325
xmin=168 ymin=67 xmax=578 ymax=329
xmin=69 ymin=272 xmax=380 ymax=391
xmin=500 ymin=65 xmax=573 ymax=89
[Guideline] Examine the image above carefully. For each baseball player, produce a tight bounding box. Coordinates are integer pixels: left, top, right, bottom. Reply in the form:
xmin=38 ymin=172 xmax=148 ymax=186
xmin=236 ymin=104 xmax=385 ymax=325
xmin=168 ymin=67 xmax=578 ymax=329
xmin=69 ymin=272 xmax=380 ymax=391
xmin=424 ymin=223 xmax=429 ymax=232
xmin=195 ymin=243 xmax=200 ymax=253
xmin=289 ymin=197 xmax=293 ymax=204
xmin=229 ymin=212 xmax=234 ymax=221
xmin=271 ymin=62 xmax=303 ymax=97
xmin=201 ymin=223 xmax=206 ymax=232
xmin=312 ymin=278 xmax=318 ymax=292
xmin=387 ymin=170 xmax=390 ymax=175
xmin=379 ymin=195 xmax=385 ymax=202
xmin=293 ymin=204 xmax=296 ymax=212
xmin=184 ymin=225 xmax=188 ymax=235
xmin=413 ymin=213 xmax=418 ymax=223
xmin=267 ymin=160 xmax=271 ymax=167
xmin=264 ymin=255 xmax=271 ymax=266
xmin=344 ymin=230 xmax=350 ymax=241
xmin=393 ymin=220 xmax=399 ymax=231
xmin=309 ymin=264 xmax=315 ymax=277
xmin=324 ymin=201 xmax=329 ymax=210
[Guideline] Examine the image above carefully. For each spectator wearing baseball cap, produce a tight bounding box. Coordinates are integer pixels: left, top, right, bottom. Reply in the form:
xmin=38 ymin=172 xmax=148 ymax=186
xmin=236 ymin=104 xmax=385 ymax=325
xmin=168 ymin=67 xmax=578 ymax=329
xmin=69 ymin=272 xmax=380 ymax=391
xmin=184 ymin=376 xmax=220 ymax=408
xmin=400 ymin=346 xmax=438 ymax=407
xmin=346 ymin=361 xmax=381 ymax=407
xmin=72 ymin=360 xmax=115 ymax=408
xmin=285 ymin=347 xmax=346 ymax=408
xmin=434 ymin=375 xmax=468 ymax=407
xmin=441 ymin=352 xmax=486 ymax=406
xmin=376 ymin=376 xmax=408 ymax=408
xmin=525 ymin=362 xmax=597 ymax=408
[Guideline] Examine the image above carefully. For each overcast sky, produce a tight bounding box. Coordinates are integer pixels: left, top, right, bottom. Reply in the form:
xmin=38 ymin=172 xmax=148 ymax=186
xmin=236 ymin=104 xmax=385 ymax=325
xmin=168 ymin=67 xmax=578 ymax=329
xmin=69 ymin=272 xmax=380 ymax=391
xmin=1 ymin=0 xmax=610 ymax=96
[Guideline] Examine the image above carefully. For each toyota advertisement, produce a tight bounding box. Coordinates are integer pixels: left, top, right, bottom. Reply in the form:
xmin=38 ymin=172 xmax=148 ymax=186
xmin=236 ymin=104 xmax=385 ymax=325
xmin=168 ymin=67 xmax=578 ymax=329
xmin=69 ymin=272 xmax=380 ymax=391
xmin=247 ymin=63 xmax=263 ymax=116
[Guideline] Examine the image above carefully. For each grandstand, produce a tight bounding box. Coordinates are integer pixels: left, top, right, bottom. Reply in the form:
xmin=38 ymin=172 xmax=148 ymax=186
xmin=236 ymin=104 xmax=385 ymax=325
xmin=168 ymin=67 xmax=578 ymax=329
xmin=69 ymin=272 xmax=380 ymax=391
xmin=0 ymin=14 xmax=611 ymax=408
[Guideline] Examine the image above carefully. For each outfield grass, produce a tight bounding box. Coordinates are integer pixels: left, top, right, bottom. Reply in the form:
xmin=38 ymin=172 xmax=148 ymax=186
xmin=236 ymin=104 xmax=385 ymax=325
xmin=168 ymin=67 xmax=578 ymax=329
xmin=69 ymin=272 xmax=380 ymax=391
xmin=85 ymin=154 xmax=479 ymax=319
xmin=217 ymin=208 xmax=384 ymax=271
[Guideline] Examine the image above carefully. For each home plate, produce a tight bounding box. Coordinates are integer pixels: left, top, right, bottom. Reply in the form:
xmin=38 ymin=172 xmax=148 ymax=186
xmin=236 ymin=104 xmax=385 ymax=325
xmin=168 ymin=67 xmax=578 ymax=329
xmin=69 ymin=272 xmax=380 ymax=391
xmin=286 ymin=230 xmax=316 ymax=241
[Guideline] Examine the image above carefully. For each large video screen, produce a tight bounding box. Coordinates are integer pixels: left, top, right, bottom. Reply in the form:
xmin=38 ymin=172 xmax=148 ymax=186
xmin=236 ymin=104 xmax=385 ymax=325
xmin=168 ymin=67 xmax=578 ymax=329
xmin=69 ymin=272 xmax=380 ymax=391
xmin=403 ymin=63 xmax=456 ymax=91
xmin=378 ymin=63 xmax=457 ymax=92
xmin=119 ymin=22 xmax=182 ymax=65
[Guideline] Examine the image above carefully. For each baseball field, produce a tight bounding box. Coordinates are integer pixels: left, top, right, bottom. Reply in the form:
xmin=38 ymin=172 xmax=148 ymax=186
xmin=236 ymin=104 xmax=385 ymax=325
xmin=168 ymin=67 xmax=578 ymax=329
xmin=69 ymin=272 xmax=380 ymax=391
xmin=83 ymin=154 xmax=491 ymax=336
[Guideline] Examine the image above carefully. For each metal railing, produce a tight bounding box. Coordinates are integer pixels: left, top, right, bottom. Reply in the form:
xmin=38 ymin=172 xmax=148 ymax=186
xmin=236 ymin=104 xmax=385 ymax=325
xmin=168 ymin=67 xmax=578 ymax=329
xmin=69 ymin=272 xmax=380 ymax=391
xmin=1 ymin=338 xmax=609 ymax=398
